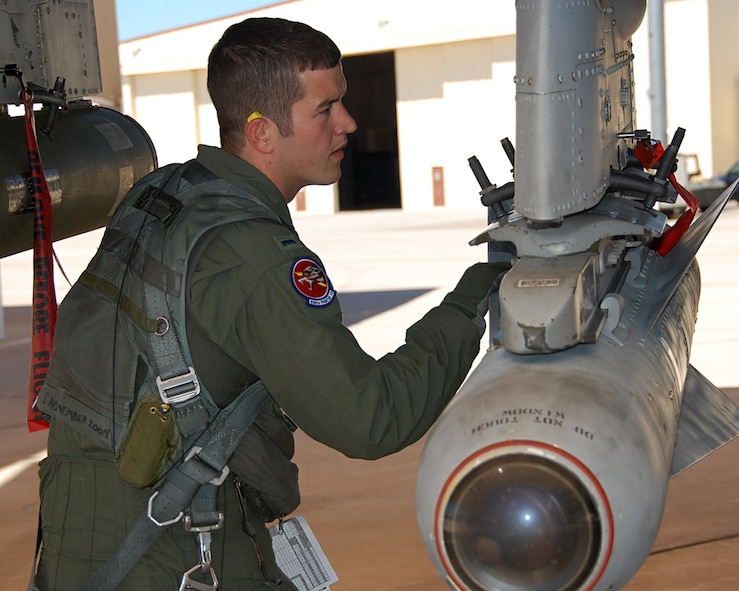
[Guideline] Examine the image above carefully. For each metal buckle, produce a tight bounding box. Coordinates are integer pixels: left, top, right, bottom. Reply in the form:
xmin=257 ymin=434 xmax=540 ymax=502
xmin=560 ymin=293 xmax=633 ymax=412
xmin=156 ymin=366 xmax=201 ymax=404
xmin=181 ymin=515 xmax=223 ymax=588
xmin=146 ymin=491 xmax=184 ymax=527
xmin=183 ymin=446 xmax=231 ymax=486
xmin=209 ymin=465 xmax=230 ymax=486
xmin=178 ymin=563 xmax=219 ymax=591
xmin=182 ymin=512 xmax=225 ymax=533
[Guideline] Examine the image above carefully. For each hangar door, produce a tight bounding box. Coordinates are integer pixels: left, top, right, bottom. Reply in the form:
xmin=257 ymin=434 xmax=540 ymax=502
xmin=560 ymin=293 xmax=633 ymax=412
xmin=339 ymin=52 xmax=401 ymax=210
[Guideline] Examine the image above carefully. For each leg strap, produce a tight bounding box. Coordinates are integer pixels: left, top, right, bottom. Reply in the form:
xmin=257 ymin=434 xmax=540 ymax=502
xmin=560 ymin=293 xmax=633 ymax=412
xmin=80 ymin=380 xmax=268 ymax=591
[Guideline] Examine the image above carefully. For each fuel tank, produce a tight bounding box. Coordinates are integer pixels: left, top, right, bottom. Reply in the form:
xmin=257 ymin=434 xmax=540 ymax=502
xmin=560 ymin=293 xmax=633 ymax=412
xmin=0 ymin=104 xmax=157 ymax=257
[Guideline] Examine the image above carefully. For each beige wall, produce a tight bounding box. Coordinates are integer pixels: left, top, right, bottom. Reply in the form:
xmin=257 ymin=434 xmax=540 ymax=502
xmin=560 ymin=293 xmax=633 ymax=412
xmin=631 ymin=0 xmax=739 ymax=177
xmin=707 ymin=0 xmax=739 ymax=175
xmin=396 ymin=37 xmax=516 ymax=211
xmin=123 ymin=71 xmax=200 ymax=163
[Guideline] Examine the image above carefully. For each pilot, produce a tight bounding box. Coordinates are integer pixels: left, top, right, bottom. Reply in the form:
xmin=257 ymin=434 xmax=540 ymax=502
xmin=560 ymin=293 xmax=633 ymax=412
xmin=32 ymin=17 xmax=509 ymax=591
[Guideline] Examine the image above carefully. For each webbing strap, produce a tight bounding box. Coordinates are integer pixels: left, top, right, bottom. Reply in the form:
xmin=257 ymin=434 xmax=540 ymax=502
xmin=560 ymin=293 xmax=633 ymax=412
xmin=80 ymin=380 xmax=269 ymax=591
xmin=145 ymin=278 xmax=211 ymax=439
xmin=138 ymin=162 xmax=215 ymax=439
xmin=76 ymin=159 xmax=278 ymax=590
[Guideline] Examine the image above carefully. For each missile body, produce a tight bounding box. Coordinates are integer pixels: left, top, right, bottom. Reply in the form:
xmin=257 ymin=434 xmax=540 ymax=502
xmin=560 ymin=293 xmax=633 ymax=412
xmin=417 ymin=246 xmax=698 ymax=591
xmin=417 ymin=174 xmax=739 ymax=591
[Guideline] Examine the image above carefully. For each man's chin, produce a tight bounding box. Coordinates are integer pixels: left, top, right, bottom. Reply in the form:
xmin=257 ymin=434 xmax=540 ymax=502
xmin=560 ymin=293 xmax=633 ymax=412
xmin=318 ymin=170 xmax=343 ymax=186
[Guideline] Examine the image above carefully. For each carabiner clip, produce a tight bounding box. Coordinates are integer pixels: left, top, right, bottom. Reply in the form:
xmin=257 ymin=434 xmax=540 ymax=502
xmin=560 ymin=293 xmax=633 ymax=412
xmin=178 ymin=563 xmax=219 ymax=591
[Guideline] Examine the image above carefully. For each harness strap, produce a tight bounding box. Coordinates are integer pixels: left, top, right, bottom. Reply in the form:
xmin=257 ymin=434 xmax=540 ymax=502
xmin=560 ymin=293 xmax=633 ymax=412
xmin=78 ymin=160 xmax=274 ymax=590
xmin=139 ymin=163 xmax=217 ymax=440
xmin=80 ymin=379 xmax=268 ymax=591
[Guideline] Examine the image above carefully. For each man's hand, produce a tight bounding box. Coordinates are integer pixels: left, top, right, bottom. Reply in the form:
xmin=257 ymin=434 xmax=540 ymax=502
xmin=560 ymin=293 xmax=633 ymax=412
xmin=442 ymin=261 xmax=511 ymax=334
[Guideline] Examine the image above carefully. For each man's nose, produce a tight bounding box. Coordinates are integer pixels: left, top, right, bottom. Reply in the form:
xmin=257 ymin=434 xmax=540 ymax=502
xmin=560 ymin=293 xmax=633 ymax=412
xmin=338 ymin=103 xmax=358 ymax=134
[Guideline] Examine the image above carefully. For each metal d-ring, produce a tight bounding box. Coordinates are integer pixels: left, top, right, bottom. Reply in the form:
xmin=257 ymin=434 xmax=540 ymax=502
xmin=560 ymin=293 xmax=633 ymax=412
xmin=147 ymin=491 xmax=183 ymax=527
xmin=155 ymin=316 xmax=170 ymax=336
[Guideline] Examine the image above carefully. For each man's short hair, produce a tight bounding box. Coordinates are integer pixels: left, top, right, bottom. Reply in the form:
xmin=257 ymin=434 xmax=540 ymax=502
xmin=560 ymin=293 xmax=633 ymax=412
xmin=207 ymin=17 xmax=341 ymax=152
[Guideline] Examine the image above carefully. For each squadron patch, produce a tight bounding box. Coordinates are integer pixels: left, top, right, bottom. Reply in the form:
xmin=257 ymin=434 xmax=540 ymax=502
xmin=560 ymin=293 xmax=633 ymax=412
xmin=291 ymin=258 xmax=336 ymax=307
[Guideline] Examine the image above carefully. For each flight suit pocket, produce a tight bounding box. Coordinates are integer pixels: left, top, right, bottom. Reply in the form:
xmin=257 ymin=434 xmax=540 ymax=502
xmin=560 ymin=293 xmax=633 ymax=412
xmin=117 ymin=395 xmax=181 ymax=488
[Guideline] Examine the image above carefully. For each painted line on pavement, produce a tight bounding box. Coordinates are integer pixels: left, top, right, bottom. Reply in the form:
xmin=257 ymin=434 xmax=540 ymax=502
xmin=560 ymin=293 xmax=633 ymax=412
xmin=0 ymin=337 xmax=31 ymax=350
xmin=0 ymin=450 xmax=45 ymax=489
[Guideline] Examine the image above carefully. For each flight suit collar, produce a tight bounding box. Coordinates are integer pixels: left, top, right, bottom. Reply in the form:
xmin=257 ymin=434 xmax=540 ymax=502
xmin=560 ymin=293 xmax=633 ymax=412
xmin=196 ymin=144 xmax=295 ymax=230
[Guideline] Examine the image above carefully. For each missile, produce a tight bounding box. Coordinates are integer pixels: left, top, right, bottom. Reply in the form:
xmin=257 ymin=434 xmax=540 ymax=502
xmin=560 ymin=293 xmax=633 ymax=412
xmin=416 ymin=182 xmax=739 ymax=591
xmin=416 ymin=1 xmax=739 ymax=590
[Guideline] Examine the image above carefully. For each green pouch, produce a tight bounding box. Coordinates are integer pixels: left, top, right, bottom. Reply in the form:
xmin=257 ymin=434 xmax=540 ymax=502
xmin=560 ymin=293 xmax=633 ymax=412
xmin=117 ymin=395 xmax=181 ymax=488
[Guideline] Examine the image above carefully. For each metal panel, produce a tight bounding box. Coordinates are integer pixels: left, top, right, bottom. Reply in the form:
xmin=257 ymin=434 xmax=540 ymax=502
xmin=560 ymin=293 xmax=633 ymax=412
xmin=0 ymin=0 xmax=102 ymax=104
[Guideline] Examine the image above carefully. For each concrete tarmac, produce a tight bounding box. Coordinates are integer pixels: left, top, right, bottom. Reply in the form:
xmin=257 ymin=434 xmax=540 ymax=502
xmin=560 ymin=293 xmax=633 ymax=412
xmin=0 ymin=203 xmax=737 ymax=590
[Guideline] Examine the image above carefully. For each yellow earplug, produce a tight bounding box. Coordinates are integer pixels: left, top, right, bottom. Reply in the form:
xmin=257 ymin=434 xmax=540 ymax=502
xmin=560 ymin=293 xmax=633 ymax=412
xmin=247 ymin=110 xmax=263 ymax=123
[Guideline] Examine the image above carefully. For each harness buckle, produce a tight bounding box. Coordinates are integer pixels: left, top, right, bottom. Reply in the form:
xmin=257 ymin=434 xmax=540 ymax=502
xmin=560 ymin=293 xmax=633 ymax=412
xmin=209 ymin=465 xmax=230 ymax=486
xmin=182 ymin=512 xmax=225 ymax=533
xmin=183 ymin=446 xmax=231 ymax=486
xmin=178 ymin=563 xmax=219 ymax=591
xmin=146 ymin=491 xmax=184 ymax=527
xmin=181 ymin=515 xmax=222 ymax=590
xmin=156 ymin=366 xmax=201 ymax=404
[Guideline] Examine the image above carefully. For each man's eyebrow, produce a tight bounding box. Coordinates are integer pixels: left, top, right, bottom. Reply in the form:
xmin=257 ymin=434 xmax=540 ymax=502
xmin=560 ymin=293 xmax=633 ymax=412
xmin=315 ymin=97 xmax=340 ymax=111
xmin=314 ymin=78 xmax=347 ymax=112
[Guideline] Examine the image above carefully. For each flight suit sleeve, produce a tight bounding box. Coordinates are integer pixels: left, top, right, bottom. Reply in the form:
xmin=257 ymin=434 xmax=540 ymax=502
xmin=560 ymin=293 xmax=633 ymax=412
xmin=190 ymin=220 xmax=485 ymax=460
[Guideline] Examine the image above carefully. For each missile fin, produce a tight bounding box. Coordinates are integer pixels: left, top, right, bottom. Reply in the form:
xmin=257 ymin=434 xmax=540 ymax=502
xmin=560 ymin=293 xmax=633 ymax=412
xmin=670 ymin=364 xmax=739 ymax=477
xmin=644 ymin=181 xmax=739 ymax=336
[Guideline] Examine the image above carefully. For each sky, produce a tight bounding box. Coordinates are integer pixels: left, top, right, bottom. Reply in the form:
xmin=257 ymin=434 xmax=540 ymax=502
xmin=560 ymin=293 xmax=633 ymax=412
xmin=115 ymin=1 xmax=278 ymax=41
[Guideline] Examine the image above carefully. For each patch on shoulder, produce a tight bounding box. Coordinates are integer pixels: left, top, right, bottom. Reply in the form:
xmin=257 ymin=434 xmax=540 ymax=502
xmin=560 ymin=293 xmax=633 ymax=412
xmin=274 ymin=235 xmax=303 ymax=252
xmin=291 ymin=258 xmax=336 ymax=307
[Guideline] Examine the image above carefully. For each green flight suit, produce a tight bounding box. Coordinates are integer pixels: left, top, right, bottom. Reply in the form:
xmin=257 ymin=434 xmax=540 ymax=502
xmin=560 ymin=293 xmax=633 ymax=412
xmin=36 ymin=145 xmax=488 ymax=590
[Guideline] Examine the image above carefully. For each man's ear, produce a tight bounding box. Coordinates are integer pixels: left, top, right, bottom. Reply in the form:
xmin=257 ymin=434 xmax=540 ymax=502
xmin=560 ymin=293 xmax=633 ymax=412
xmin=245 ymin=117 xmax=274 ymax=154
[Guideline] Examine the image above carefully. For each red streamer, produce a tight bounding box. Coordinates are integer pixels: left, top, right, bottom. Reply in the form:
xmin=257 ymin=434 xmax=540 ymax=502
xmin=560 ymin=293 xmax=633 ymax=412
xmin=23 ymin=89 xmax=57 ymax=432
xmin=633 ymin=139 xmax=699 ymax=256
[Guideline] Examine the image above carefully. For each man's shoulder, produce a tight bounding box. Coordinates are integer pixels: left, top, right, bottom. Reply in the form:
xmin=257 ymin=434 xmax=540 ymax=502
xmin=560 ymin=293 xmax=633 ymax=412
xmin=204 ymin=218 xmax=308 ymax=264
